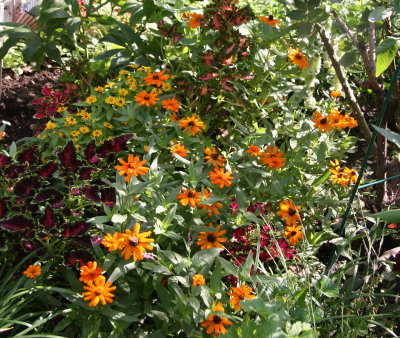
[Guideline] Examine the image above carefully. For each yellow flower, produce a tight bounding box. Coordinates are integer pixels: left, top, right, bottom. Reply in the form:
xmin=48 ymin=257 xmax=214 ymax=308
xmin=129 ymin=83 xmax=137 ymax=91
xmin=91 ymin=129 xmax=103 ymax=137
xmin=130 ymin=64 xmax=139 ymax=68
xmin=57 ymin=106 xmax=68 ymax=112
xmin=119 ymin=223 xmax=154 ymax=261
xmin=86 ymin=95 xmax=97 ymax=104
xmin=105 ymin=82 xmax=116 ymax=88
xmin=118 ymin=88 xmax=129 ymax=96
xmin=115 ymin=97 xmax=126 ymax=107
xmin=80 ymin=126 xmax=90 ymax=133
xmin=105 ymin=96 xmax=116 ymax=104
xmin=103 ymin=122 xmax=113 ymax=129
xmin=72 ymin=137 xmax=78 ymax=142
xmin=127 ymin=76 xmax=136 ymax=84
xmin=95 ymin=86 xmax=105 ymax=92
xmin=144 ymin=145 xmax=150 ymax=152
xmin=70 ymin=130 xmax=80 ymax=137
xmin=45 ymin=121 xmax=56 ymax=130
xmin=65 ymin=116 xmax=77 ymax=126
xmin=162 ymin=82 xmax=172 ymax=91
xmin=119 ymin=70 xmax=129 ymax=75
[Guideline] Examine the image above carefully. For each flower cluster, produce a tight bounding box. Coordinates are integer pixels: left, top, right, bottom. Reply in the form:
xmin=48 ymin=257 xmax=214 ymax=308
xmin=80 ymin=261 xmax=116 ymax=307
xmin=247 ymin=144 xmax=286 ymax=170
xmin=101 ymin=223 xmax=154 ymax=261
xmin=329 ymin=159 xmax=358 ymax=187
xmin=312 ymin=109 xmax=358 ymax=132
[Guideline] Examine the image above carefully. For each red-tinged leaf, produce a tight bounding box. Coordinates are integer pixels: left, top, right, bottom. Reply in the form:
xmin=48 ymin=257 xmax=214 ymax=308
xmin=17 ymin=146 xmax=38 ymax=165
xmin=40 ymin=205 xmax=57 ymax=229
xmin=57 ymin=141 xmax=82 ymax=172
xmin=84 ymin=140 xmax=100 ymax=163
xmin=63 ymin=221 xmax=90 ymax=237
xmin=0 ymin=216 xmax=34 ymax=231
xmin=38 ymin=161 xmax=58 ymax=177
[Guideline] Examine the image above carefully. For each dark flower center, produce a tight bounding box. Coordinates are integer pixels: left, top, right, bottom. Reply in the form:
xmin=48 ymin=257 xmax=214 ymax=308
xmin=211 ymin=154 xmax=219 ymax=160
xmin=320 ymin=118 xmax=327 ymax=125
xmin=295 ymin=54 xmax=303 ymax=60
xmin=213 ymin=315 xmax=222 ymax=324
xmin=188 ymin=121 xmax=195 ymax=126
xmin=288 ymin=208 xmax=296 ymax=216
xmin=187 ymin=191 xmax=195 ymax=198
xmin=153 ymin=75 xmax=159 ymax=80
xmin=129 ymin=236 xmax=139 ymax=246
xmin=95 ymin=288 xmax=102 ymax=296
xmin=291 ymin=231 xmax=297 ymax=237
xmin=269 ymin=15 xmax=274 ymax=20
xmin=207 ymin=234 xmax=216 ymax=242
xmin=144 ymin=95 xmax=150 ymax=100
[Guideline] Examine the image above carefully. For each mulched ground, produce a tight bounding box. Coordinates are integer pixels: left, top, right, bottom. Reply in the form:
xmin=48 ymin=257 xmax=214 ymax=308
xmin=0 ymin=64 xmax=63 ymax=146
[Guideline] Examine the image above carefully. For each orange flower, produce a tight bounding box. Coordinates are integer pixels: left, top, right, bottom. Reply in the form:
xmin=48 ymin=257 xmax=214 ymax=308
xmin=277 ymin=199 xmax=301 ymax=226
xmin=23 ymin=264 xmax=41 ymax=279
xmin=82 ymin=275 xmax=116 ymax=307
xmin=204 ymin=147 xmax=226 ymax=168
xmin=176 ymin=188 xmax=201 ymax=208
xmin=79 ymin=261 xmax=103 ymax=284
xmin=178 ymin=114 xmax=206 ymax=136
xmin=102 ymin=232 xmax=124 ymax=252
xmin=330 ymin=90 xmax=341 ymax=98
xmin=170 ymin=143 xmax=188 ymax=158
xmin=260 ymin=145 xmax=286 ymax=170
xmin=143 ymin=69 xmax=169 ymax=87
xmin=344 ymin=167 xmax=358 ymax=184
xmin=0 ymin=130 xmax=7 ymax=140
xmin=200 ymin=302 xmax=232 ymax=337
xmin=284 ymin=224 xmax=303 ymax=246
xmin=197 ymin=224 xmax=227 ymax=250
xmin=329 ymin=167 xmax=349 ymax=187
xmin=247 ymin=145 xmax=261 ymax=157
xmin=201 ymin=188 xmax=223 ymax=217
xmin=162 ymin=98 xmax=180 ymax=112
xmin=134 ymin=89 xmax=159 ymax=107
xmin=209 ymin=168 xmax=234 ymax=189
xmin=227 ymin=284 xmax=256 ymax=311
xmin=259 ymin=15 xmax=280 ymax=27
xmin=192 ymin=274 xmax=205 ymax=287
xmin=288 ymin=47 xmax=309 ymax=69
xmin=115 ymin=154 xmax=149 ymax=182
xmin=170 ymin=111 xmax=178 ymax=122
xmin=312 ymin=111 xmax=333 ymax=132
xmin=188 ymin=13 xmax=204 ymax=29
xmin=328 ymin=109 xmax=347 ymax=131
xmin=119 ymin=223 xmax=154 ymax=261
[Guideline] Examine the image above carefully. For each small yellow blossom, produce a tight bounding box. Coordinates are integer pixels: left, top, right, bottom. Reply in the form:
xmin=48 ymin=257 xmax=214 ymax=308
xmin=105 ymin=82 xmax=116 ymax=88
xmin=70 ymin=130 xmax=80 ymax=137
xmin=95 ymin=86 xmax=105 ymax=92
xmin=105 ymin=96 xmax=116 ymax=104
xmin=57 ymin=106 xmax=68 ymax=112
xmin=45 ymin=121 xmax=56 ymax=130
xmin=115 ymin=97 xmax=126 ymax=107
xmin=80 ymin=126 xmax=90 ymax=133
xmin=86 ymin=95 xmax=97 ymax=104
xmin=118 ymin=89 xmax=129 ymax=96
xmin=162 ymin=82 xmax=172 ymax=91
xmin=65 ymin=116 xmax=77 ymax=126
xmin=119 ymin=70 xmax=129 ymax=76
xmin=129 ymin=84 xmax=137 ymax=91
xmin=103 ymin=122 xmax=113 ymax=129
xmin=92 ymin=129 xmax=103 ymax=137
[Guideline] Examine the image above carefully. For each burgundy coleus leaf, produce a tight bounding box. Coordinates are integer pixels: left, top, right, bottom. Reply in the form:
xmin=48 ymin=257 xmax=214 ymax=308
xmin=101 ymin=188 xmax=116 ymax=207
xmin=97 ymin=134 xmax=133 ymax=157
xmin=73 ymin=235 xmax=93 ymax=249
xmin=13 ymin=177 xmax=38 ymax=197
xmin=0 ymin=154 xmax=12 ymax=166
xmin=38 ymin=161 xmax=58 ymax=177
xmin=39 ymin=205 xmax=58 ymax=229
xmin=0 ymin=215 xmax=34 ymax=231
xmin=57 ymin=141 xmax=82 ymax=172
xmin=63 ymin=221 xmax=90 ymax=237
xmin=17 ymin=146 xmax=38 ymax=165
xmin=33 ymin=189 xmax=63 ymax=205
xmin=0 ymin=199 xmax=8 ymax=218
xmin=64 ymin=250 xmax=93 ymax=267
xmin=5 ymin=164 xmax=24 ymax=179
xmin=83 ymin=185 xmax=101 ymax=203
xmin=79 ymin=167 xmax=95 ymax=180
xmin=84 ymin=140 xmax=99 ymax=164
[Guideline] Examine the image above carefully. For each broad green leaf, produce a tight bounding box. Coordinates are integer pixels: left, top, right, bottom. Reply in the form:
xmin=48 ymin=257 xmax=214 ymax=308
xmin=372 ymin=124 xmax=400 ymax=147
xmin=375 ymin=39 xmax=398 ymax=77
xmin=192 ymin=248 xmax=222 ymax=269
xmin=218 ymin=257 xmax=238 ymax=276
xmin=369 ymin=209 xmax=400 ymax=223
xmin=340 ymin=51 xmax=358 ymax=68
xmin=143 ymin=0 xmax=154 ymax=18
xmin=316 ymin=275 xmax=339 ymax=297
xmin=297 ymin=22 xmax=313 ymax=37
xmin=93 ymin=48 xmax=125 ymax=61
xmin=230 ymin=116 xmax=249 ymax=134
xmin=368 ymin=6 xmax=392 ymax=22
xmin=108 ymin=261 xmax=137 ymax=282
xmin=287 ymin=10 xmax=306 ymax=20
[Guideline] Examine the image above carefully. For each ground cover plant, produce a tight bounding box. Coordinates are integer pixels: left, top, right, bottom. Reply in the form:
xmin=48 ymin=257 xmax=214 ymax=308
xmin=1 ymin=0 xmax=400 ymax=336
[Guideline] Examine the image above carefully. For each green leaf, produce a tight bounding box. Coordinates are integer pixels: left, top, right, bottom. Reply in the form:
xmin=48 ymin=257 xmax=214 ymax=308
xmin=45 ymin=41 xmax=62 ymax=65
xmin=8 ymin=142 xmax=17 ymax=158
xmin=230 ymin=116 xmax=249 ymax=134
xmin=143 ymin=0 xmax=154 ymax=18
xmin=287 ymin=10 xmax=306 ymax=20
xmin=217 ymin=257 xmax=238 ymax=276
xmin=111 ymin=213 xmax=128 ymax=224
xmin=368 ymin=209 xmax=400 ymax=223
xmin=368 ymin=6 xmax=392 ymax=22
xmin=340 ymin=51 xmax=358 ymax=68
xmin=93 ymin=48 xmax=125 ymax=61
xmin=210 ymin=262 xmax=221 ymax=290
xmin=41 ymin=8 xmax=70 ymax=20
xmin=375 ymin=39 xmax=398 ymax=77
xmin=395 ymin=0 xmax=400 ymax=13
xmin=372 ymin=124 xmax=400 ymax=147
xmin=316 ymin=275 xmax=339 ymax=297
xmin=65 ymin=17 xmax=81 ymax=35
xmin=192 ymin=248 xmax=222 ymax=269
xmin=297 ymin=22 xmax=313 ymax=36
xmin=108 ymin=261 xmax=137 ymax=282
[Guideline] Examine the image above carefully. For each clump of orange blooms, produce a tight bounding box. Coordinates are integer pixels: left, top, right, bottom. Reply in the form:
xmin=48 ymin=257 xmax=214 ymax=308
xmin=329 ymin=159 xmax=358 ymax=187
xmin=312 ymin=109 xmax=358 ymax=132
